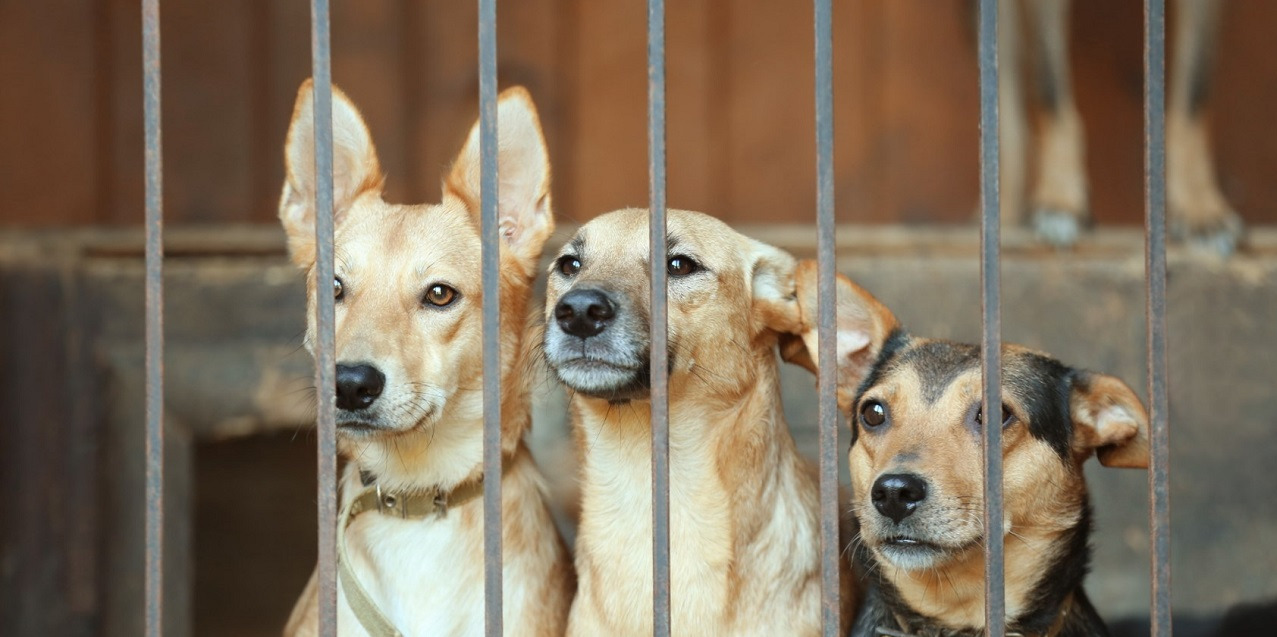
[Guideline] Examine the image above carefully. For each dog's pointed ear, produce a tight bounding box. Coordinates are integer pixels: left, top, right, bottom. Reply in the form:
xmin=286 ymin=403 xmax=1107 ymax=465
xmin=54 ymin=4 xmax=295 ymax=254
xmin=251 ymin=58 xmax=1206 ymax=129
xmin=445 ymin=86 xmax=553 ymax=271
xmin=279 ymin=80 xmax=384 ymax=268
xmin=1070 ymin=371 xmax=1150 ymax=469
xmin=779 ymin=260 xmax=899 ymax=411
xmin=748 ymin=239 xmax=801 ymax=333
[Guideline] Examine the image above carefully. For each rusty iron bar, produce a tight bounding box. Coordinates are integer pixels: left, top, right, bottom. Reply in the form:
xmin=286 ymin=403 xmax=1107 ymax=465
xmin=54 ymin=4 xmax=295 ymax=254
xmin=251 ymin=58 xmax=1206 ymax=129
xmin=141 ymin=0 xmax=163 ymax=634
xmin=812 ymin=0 xmax=840 ymax=634
xmin=647 ymin=0 xmax=672 ymax=634
xmin=1144 ymin=0 xmax=1172 ymax=634
xmin=478 ymin=0 xmax=504 ymax=634
xmin=308 ymin=0 xmax=339 ymax=634
xmin=977 ymin=0 xmax=1006 ymax=634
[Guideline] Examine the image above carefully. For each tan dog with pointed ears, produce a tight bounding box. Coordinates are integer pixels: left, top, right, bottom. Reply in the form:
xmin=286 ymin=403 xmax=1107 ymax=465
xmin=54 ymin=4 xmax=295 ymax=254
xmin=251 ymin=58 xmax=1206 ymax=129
xmin=540 ymin=209 xmax=853 ymax=636
xmin=280 ymin=81 xmax=572 ymax=636
xmin=780 ymin=262 xmax=1150 ymax=636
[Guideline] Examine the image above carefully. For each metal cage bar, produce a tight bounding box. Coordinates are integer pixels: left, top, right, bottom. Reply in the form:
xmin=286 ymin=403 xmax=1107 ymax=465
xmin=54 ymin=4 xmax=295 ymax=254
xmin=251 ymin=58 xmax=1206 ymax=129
xmin=1144 ymin=1 xmax=1172 ymax=634
xmin=647 ymin=0 xmax=673 ymax=634
xmin=477 ymin=0 xmax=505 ymax=634
xmin=977 ymin=0 xmax=1006 ymax=634
xmin=141 ymin=0 xmax=164 ymax=634
xmin=308 ymin=0 xmax=339 ymax=634
xmin=812 ymin=0 xmax=841 ymax=634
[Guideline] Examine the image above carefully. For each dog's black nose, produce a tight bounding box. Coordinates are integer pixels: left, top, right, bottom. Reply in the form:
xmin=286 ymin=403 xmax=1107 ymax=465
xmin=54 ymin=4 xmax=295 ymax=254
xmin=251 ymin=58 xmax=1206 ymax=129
xmin=555 ymin=288 xmax=616 ymax=338
xmin=335 ymin=363 xmax=385 ymax=411
xmin=871 ymin=473 xmax=928 ymax=524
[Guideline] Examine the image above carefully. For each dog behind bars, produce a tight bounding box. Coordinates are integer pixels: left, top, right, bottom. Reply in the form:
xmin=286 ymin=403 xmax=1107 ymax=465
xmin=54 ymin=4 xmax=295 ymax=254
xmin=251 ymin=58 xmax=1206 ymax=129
xmin=278 ymin=81 xmax=572 ymax=636
xmin=779 ymin=262 xmax=1150 ymax=636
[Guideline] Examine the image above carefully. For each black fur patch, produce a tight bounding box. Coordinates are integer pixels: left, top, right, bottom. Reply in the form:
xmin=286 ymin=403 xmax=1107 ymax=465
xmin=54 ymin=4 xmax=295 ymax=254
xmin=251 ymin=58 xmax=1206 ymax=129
xmin=1005 ymin=351 xmax=1076 ymax=460
xmin=895 ymin=340 xmax=981 ymax=404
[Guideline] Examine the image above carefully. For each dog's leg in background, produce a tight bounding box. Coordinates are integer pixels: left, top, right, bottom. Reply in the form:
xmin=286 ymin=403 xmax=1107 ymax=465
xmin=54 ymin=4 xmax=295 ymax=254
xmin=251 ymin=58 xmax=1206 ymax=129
xmin=1168 ymin=0 xmax=1242 ymax=256
xmin=1023 ymin=0 xmax=1090 ymax=247
xmin=996 ymin=0 xmax=1029 ymax=228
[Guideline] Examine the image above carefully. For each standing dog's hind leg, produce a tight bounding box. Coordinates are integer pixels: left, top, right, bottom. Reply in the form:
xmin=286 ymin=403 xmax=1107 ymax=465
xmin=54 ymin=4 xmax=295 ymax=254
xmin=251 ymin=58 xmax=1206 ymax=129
xmin=1025 ymin=0 xmax=1090 ymax=248
xmin=1168 ymin=0 xmax=1242 ymax=256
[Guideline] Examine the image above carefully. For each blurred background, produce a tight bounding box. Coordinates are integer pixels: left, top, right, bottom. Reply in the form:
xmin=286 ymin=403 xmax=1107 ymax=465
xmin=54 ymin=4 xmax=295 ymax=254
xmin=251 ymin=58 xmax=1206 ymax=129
xmin=2 ymin=1 xmax=1276 ymax=636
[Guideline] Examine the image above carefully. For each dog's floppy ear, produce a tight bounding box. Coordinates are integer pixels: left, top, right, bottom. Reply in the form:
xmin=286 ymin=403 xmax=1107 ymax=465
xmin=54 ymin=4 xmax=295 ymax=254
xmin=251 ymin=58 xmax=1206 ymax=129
xmin=279 ymin=79 xmax=385 ymax=268
xmin=780 ymin=260 xmax=899 ymax=411
xmin=1070 ymin=371 xmax=1150 ymax=469
xmin=445 ymin=86 xmax=554 ymax=271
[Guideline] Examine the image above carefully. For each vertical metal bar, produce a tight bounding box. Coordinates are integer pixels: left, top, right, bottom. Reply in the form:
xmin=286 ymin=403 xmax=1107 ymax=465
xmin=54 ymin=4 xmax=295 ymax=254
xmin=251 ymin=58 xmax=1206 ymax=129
xmin=308 ymin=1 xmax=338 ymax=634
xmin=812 ymin=0 xmax=840 ymax=634
xmin=478 ymin=0 xmax=504 ymax=635
xmin=141 ymin=0 xmax=163 ymax=634
xmin=1144 ymin=1 xmax=1172 ymax=634
xmin=976 ymin=0 xmax=1005 ymax=634
xmin=647 ymin=0 xmax=671 ymax=634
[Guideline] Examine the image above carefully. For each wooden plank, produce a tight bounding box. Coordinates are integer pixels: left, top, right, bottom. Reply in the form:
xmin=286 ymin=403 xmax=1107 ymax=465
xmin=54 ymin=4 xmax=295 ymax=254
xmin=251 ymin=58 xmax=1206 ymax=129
xmin=0 ymin=0 xmax=99 ymax=226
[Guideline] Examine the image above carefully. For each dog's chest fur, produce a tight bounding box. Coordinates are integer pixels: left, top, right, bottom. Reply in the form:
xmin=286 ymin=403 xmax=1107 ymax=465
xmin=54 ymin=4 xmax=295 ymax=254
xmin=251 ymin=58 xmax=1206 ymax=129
xmin=570 ymin=405 xmax=824 ymax=636
xmin=335 ymin=461 xmax=560 ymax=637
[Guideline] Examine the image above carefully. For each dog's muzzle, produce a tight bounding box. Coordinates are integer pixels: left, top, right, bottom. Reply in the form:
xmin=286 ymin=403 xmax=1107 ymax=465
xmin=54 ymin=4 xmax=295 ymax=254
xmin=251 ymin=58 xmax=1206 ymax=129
xmin=544 ymin=287 xmax=651 ymax=400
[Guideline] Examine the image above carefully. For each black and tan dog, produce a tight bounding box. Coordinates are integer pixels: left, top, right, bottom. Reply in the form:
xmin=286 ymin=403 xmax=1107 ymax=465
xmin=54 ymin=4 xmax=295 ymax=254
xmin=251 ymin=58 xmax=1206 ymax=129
xmin=779 ymin=262 xmax=1149 ymax=636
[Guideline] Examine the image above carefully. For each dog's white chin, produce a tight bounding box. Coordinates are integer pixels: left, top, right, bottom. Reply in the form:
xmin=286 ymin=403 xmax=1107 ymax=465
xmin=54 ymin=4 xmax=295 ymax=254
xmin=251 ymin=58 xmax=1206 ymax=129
xmin=874 ymin=542 xmax=950 ymax=572
xmin=554 ymin=360 xmax=641 ymax=396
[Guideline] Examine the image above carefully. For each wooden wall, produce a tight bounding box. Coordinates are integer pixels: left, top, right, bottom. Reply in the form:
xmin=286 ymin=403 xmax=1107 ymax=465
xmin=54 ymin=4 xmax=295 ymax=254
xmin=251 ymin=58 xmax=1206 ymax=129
xmin=2 ymin=0 xmax=1275 ymax=228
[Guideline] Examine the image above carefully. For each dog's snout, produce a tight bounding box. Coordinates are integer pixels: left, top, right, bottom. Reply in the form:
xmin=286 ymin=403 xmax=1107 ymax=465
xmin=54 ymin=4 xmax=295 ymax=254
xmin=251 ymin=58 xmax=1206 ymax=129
xmin=555 ymin=288 xmax=616 ymax=338
xmin=871 ymin=473 xmax=928 ymax=524
xmin=335 ymin=363 xmax=385 ymax=411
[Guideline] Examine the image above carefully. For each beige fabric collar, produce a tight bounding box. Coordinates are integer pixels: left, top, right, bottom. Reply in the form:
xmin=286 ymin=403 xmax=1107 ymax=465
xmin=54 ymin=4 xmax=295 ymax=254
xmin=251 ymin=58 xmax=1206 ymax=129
xmin=337 ymin=466 xmax=495 ymax=637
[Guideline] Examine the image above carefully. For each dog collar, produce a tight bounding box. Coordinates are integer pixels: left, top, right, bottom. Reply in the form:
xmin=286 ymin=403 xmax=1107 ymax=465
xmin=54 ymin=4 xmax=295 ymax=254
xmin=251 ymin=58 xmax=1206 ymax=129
xmin=346 ymin=476 xmax=485 ymax=521
xmin=338 ymin=458 xmax=509 ymax=637
xmin=878 ymin=593 xmax=1073 ymax=637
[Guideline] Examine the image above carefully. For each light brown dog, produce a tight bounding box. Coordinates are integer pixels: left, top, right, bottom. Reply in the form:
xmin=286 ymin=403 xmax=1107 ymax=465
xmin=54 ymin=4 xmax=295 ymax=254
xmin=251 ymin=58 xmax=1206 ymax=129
xmin=279 ymin=80 xmax=572 ymax=636
xmin=781 ymin=261 xmax=1150 ymax=636
xmin=540 ymin=209 xmax=852 ymax=636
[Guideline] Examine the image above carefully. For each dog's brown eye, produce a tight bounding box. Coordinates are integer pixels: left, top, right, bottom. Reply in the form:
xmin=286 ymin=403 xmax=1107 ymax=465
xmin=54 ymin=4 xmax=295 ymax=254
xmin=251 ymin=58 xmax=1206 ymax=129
xmin=558 ymin=256 xmax=581 ymax=276
xmin=975 ymin=404 xmax=1015 ymax=427
xmin=667 ymin=255 xmax=700 ymax=277
xmin=859 ymin=400 xmax=887 ymax=428
xmin=423 ymin=284 xmax=458 ymax=307
xmin=334 ymin=277 xmax=344 ymax=300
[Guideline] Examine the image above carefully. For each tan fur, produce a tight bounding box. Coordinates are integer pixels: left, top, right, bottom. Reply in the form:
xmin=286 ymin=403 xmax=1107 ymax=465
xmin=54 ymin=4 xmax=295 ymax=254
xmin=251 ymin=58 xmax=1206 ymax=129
xmin=544 ymin=210 xmax=852 ymax=636
xmin=279 ymin=81 xmax=572 ymax=636
xmin=782 ymin=262 xmax=1149 ymax=631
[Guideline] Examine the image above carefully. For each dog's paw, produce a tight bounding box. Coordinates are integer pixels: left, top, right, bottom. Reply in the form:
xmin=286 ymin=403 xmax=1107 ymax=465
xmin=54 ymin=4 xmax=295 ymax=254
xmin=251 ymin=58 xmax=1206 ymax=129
xmin=1032 ymin=208 xmax=1086 ymax=249
xmin=1171 ymin=210 xmax=1244 ymax=258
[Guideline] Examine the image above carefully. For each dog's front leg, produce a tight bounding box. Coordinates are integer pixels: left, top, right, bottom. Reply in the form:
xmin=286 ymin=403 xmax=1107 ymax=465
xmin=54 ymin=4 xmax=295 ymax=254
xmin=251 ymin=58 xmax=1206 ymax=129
xmin=997 ymin=0 xmax=1030 ymax=229
xmin=1023 ymin=0 xmax=1090 ymax=247
xmin=1168 ymin=0 xmax=1242 ymax=256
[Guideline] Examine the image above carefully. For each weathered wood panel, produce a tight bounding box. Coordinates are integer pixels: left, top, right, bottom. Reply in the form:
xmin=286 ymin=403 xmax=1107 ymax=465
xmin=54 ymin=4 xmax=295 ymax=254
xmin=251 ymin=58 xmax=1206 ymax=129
xmin=3 ymin=1 xmax=1276 ymax=229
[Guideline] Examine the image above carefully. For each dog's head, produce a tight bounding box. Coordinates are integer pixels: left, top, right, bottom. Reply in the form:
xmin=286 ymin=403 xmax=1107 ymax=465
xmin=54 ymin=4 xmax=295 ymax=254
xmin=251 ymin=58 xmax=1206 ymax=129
xmin=541 ymin=208 xmax=797 ymax=403
xmin=280 ymin=81 xmax=553 ymax=439
xmin=782 ymin=262 xmax=1150 ymax=573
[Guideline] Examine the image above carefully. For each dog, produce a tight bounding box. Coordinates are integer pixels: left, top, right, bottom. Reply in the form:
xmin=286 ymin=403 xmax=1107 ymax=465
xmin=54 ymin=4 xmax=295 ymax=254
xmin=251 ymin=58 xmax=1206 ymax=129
xmin=539 ymin=208 xmax=852 ymax=636
xmin=779 ymin=261 xmax=1150 ymax=636
xmin=278 ymin=80 xmax=573 ymax=636
xmin=995 ymin=0 xmax=1241 ymax=255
